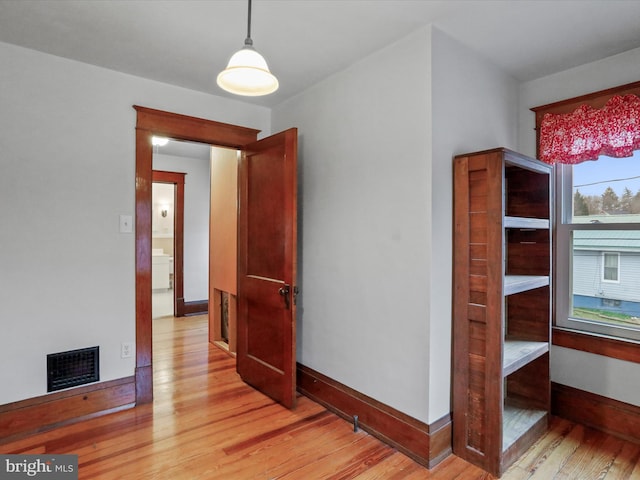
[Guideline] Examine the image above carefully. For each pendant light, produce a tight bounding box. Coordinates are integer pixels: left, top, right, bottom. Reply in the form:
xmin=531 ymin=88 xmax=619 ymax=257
xmin=217 ymin=0 xmax=279 ymax=96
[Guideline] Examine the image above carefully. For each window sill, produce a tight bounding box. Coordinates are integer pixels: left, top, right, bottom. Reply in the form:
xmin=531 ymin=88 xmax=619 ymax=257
xmin=553 ymin=327 xmax=640 ymax=364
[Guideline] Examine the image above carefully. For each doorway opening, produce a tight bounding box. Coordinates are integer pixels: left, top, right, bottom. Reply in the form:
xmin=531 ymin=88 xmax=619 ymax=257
xmin=153 ymin=139 xmax=211 ymax=319
xmin=151 ymin=139 xmax=240 ymax=354
xmin=151 ymin=180 xmax=176 ymax=319
xmin=134 ymin=105 xmax=260 ymax=404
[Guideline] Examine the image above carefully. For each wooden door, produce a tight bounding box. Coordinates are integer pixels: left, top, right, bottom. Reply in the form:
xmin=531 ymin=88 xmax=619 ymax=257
xmin=237 ymin=128 xmax=298 ymax=408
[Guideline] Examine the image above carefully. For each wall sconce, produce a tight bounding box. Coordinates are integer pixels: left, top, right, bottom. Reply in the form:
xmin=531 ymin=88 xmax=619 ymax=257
xmin=160 ymin=204 xmax=170 ymax=218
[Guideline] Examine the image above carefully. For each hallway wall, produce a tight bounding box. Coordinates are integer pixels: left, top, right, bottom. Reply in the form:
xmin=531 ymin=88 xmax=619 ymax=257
xmin=153 ymin=153 xmax=210 ymax=303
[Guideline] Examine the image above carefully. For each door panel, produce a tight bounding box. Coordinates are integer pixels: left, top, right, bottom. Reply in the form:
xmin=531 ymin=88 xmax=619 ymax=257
xmin=237 ymin=128 xmax=298 ymax=408
xmin=247 ymin=155 xmax=285 ymax=279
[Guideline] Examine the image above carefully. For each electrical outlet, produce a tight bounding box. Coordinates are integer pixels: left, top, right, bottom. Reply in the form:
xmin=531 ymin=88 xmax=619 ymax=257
xmin=121 ymin=342 xmax=133 ymax=358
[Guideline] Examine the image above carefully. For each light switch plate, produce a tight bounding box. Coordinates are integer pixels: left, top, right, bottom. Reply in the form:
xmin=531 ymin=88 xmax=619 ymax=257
xmin=119 ymin=214 xmax=133 ymax=233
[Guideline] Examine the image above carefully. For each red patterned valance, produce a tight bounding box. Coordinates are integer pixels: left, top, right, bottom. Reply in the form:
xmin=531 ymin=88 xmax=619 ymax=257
xmin=539 ymin=94 xmax=640 ymax=164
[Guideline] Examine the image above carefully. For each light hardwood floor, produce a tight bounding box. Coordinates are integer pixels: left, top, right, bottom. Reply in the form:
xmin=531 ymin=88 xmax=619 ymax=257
xmin=2 ymin=315 xmax=640 ymax=479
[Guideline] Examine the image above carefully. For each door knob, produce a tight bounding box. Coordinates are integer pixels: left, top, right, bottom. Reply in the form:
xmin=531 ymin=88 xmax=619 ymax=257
xmin=279 ymin=284 xmax=291 ymax=309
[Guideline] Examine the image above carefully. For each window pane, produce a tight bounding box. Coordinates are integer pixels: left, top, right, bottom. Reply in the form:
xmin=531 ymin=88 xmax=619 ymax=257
xmin=603 ymin=253 xmax=619 ymax=281
xmin=571 ymin=231 xmax=640 ymax=329
xmin=571 ymin=152 xmax=640 ymax=224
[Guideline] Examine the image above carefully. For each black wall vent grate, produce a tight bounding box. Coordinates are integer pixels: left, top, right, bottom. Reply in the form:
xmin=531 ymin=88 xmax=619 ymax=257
xmin=47 ymin=346 xmax=100 ymax=392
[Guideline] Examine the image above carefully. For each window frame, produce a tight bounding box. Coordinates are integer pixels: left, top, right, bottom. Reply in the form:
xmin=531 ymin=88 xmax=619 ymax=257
xmin=532 ymin=80 xmax=640 ymax=361
xmin=555 ymin=163 xmax=639 ymax=341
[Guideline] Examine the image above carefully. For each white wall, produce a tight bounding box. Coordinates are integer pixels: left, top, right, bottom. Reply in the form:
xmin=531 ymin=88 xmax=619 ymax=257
xmin=0 ymin=41 xmax=269 ymax=405
xmin=153 ymin=153 xmax=210 ymax=302
xmin=272 ymin=25 xmax=518 ymax=424
xmin=272 ymin=26 xmax=433 ymax=422
xmin=429 ymin=27 xmax=518 ymax=421
xmin=518 ymin=46 xmax=640 ymax=407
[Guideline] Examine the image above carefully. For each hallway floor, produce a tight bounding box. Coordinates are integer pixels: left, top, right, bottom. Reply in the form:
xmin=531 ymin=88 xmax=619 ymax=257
xmin=152 ymin=289 xmax=173 ymax=319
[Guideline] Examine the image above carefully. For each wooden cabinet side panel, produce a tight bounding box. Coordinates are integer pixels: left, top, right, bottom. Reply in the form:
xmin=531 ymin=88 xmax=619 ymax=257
xmin=453 ymin=156 xmax=473 ymax=456
xmin=453 ymin=152 xmax=503 ymax=470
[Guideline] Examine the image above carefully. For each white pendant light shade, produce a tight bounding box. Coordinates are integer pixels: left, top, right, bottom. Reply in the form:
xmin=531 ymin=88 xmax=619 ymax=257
xmin=217 ymin=0 xmax=278 ymax=97
xmin=217 ymin=45 xmax=279 ymax=96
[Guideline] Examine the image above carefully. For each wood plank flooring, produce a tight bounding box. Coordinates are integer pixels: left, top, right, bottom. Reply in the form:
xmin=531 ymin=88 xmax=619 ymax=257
xmin=2 ymin=315 xmax=640 ymax=479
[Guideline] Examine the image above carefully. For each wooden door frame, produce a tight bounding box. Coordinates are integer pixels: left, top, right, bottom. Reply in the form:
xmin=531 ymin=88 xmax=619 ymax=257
xmin=152 ymin=170 xmax=185 ymax=317
xmin=134 ymin=105 xmax=259 ymax=404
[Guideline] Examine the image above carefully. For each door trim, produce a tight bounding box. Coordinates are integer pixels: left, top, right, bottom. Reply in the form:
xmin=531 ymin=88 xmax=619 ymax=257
xmin=134 ymin=105 xmax=260 ymax=404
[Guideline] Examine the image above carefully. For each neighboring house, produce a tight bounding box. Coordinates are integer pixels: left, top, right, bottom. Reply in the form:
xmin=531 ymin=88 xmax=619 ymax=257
xmin=573 ymin=227 xmax=640 ymax=318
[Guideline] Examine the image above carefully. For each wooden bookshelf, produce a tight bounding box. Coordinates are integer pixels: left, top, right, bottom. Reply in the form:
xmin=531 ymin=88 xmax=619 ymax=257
xmin=453 ymin=148 xmax=552 ymax=477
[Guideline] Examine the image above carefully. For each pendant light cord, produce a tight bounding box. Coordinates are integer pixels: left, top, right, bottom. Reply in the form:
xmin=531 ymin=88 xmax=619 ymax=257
xmin=245 ymin=0 xmax=253 ymax=47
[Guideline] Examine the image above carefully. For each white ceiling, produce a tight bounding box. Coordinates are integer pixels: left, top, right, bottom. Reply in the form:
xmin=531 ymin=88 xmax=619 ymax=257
xmin=1 ymin=0 xmax=640 ymax=110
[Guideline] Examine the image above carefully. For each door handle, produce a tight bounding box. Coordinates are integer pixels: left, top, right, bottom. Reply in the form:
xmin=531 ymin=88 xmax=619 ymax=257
xmin=279 ymin=284 xmax=291 ymax=309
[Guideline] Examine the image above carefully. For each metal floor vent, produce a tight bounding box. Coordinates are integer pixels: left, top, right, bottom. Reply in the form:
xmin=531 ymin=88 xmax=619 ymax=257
xmin=47 ymin=346 xmax=99 ymax=392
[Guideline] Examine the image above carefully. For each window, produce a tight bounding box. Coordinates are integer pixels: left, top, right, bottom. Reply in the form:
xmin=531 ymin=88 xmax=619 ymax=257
xmin=556 ymin=153 xmax=640 ymax=340
xmin=602 ymin=252 xmax=620 ymax=282
xmin=602 ymin=298 xmax=621 ymax=308
xmin=532 ymin=81 xmax=640 ymax=356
